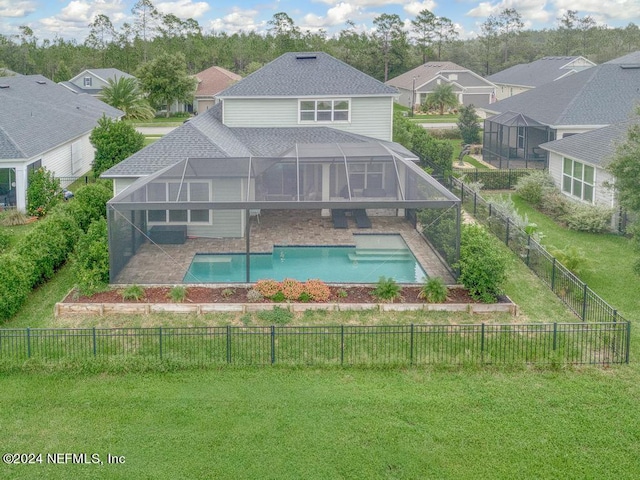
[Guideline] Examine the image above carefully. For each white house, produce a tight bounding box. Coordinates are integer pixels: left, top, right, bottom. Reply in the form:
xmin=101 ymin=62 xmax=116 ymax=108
xmin=0 ymin=74 xmax=122 ymax=211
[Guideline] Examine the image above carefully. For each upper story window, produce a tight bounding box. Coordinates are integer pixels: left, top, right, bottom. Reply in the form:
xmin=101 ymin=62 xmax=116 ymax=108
xmin=83 ymin=76 xmax=92 ymax=87
xmin=562 ymin=158 xmax=594 ymax=204
xmin=299 ymin=99 xmax=350 ymax=123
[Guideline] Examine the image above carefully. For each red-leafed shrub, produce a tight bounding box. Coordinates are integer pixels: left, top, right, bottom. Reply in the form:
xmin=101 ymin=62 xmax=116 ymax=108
xmin=255 ymin=279 xmax=281 ymax=299
xmin=303 ymin=279 xmax=331 ymax=302
xmin=280 ymin=278 xmax=304 ymax=301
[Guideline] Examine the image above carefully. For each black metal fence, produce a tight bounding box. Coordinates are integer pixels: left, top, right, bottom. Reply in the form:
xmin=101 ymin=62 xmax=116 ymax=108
xmin=452 ymin=177 xmax=629 ymax=326
xmin=453 ymin=168 xmax=536 ymax=190
xmin=0 ymin=323 xmax=629 ymax=366
xmin=55 ymin=176 xmax=96 ymax=187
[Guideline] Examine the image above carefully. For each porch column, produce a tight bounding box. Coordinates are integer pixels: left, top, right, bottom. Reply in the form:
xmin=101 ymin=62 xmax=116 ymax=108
xmin=245 ymin=208 xmax=251 ymax=283
xmin=15 ymin=166 xmax=27 ymax=212
xmin=321 ymin=163 xmax=331 ymax=217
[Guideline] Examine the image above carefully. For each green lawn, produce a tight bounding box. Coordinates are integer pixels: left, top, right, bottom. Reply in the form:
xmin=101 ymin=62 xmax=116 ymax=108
xmin=124 ymin=117 xmax=185 ymax=128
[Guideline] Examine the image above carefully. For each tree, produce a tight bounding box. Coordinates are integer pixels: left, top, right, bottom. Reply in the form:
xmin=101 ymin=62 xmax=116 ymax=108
xmin=457 ymin=105 xmax=481 ymax=145
xmin=89 ymin=116 xmax=145 ymax=176
xmin=135 ymin=52 xmax=197 ymax=117
xmin=373 ymin=13 xmax=405 ymax=82
xmin=496 ymin=8 xmax=524 ymax=63
xmin=432 ymin=17 xmax=458 ymax=61
xmin=131 ymin=0 xmax=161 ymax=61
xmin=267 ymin=12 xmax=302 ymax=55
xmin=86 ymin=13 xmax=116 ymax=65
xmin=479 ymin=15 xmax=501 ymax=75
xmin=606 ymin=111 xmax=640 ymax=272
xmin=411 ymin=10 xmax=436 ymax=63
xmin=424 ymin=83 xmax=458 ymax=115
xmin=27 ymin=167 xmax=62 ymax=217
xmin=99 ymin=76 xmax=155 ymax=120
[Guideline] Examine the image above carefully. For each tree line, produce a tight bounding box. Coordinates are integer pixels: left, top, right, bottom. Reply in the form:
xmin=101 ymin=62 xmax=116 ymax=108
xmin=1 ymin=0 xmax=639 ymax=83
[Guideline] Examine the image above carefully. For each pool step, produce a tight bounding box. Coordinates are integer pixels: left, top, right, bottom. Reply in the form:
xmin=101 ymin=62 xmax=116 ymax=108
xmin=348 ymin=249 xmax=413 ymax=262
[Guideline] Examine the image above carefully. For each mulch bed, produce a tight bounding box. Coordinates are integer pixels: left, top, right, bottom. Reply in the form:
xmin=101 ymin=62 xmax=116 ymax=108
xmin=64 ymin=286 xmax=498 ymax=304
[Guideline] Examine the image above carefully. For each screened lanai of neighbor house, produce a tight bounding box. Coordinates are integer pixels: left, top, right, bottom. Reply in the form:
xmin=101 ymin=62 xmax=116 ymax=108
xmin=107 ymin=143 xmax=461 ymax=285
xmin=483 ymin=111 xmax=552 ymax=169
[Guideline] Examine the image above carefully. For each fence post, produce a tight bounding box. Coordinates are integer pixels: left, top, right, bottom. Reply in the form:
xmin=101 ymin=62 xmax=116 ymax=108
xmin=552 ymin=323 xmax=557 ymax=351
xmin=473 ymin=192 xmax=477 ymax=215
xmin=340 ymin=325 xmax=344 ymax=365
xmin=505 ymin=217 xmax=510 ymax=246
xmin=93 ymin=327 xmax=97 ymax=357
xmin=526 ymin=235 xmax=531 ymax=266
xmin=581 ymin=284 xmax=588 ymax=322
xmin=226 ymin=325 xmax=231 ymax=364
xmin=270 ymin=326 xmax=275 ymax=365
xmin=159 ymin=327 xmax=163 ymax=360
xmin=488 ymin=203 xmax=492 ymax=218
xmin=625 ymin=322 xmax=631 ymax=364
xmin=480 ymin=323 xmax=485 ymax=364
xmin=551 ymin=258 xmax=557 ymax=291
xmin=460 ymin=182 xmax=465 ymax=204
xmin=508 ymin=170 xmax=512 ymax=189
xmin=27 ymin=327 xmax=31 ymax=358
xmin=410 ymin=324 xmax=414 ymax=365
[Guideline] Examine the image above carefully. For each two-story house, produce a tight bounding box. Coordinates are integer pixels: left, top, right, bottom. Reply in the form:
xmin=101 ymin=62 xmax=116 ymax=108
xmin=102 ymin=52 xmax=459 ymax=284
xmin=0 ymin=74 xmax=122 ymax=211
xmin=59 ymin=68 xmax=135 ymax=97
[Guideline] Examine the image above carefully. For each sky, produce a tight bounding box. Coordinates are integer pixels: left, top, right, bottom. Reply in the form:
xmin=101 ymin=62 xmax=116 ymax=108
xmin=0 ymin=0 xmax=639 ymax=44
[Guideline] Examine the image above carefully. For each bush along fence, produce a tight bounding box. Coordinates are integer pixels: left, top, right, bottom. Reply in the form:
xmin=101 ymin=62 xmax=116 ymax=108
xmin=0 ymin=323 xmax=630 ymax=367
xmin=451 ymin=177 xmax=629 ymax=326
xmin=452 ymin=168 xmax=535 ymax=190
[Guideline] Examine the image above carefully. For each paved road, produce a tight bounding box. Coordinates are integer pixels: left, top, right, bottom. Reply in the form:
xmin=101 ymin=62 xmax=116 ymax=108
xmin=419 ymin=122 xmax=458 ymax=129
xmin=136 ymin=126 xmax=178 ymax=135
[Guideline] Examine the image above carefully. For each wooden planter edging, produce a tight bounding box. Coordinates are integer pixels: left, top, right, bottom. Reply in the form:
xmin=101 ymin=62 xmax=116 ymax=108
xmin=54 ymin=300 xmax=517 ymax=317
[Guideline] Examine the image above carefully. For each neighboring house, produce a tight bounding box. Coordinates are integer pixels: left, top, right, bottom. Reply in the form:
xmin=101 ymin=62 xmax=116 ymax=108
xmin=193 ymin=66 xmax=242 ymax=113
xmin=102 ymin=52 xmax=459 ymax=283
xmin=0 ymin=74 xmax=123 ymax=211
xmin=538 ymin=120 xmax=635 ymax=212
xmin=487 ymin=56 xmax=596 ymax=101
xmin=479 ymin=51 xmax=640 ymax=169
xmin=59 ymin=68 xmax=134 ymax=97
xmin=385 ymin=61 xmax=496 ymax=112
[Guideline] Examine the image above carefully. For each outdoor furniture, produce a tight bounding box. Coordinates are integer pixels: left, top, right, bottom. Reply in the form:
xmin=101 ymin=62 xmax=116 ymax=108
xmin=331 ymin=209 xmax=348 ymax=229
xmin=532 ymin=147 xmax=546 ymax=158
xmin=148 ymin=225 xmax=187 ymax=244
xmin=353 ymin=209 xmax=372 ymax=228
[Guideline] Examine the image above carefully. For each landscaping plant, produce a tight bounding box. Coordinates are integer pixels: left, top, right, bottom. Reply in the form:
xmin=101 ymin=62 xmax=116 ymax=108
xmin=168 ymin=285 xmax=187 ymax=302
xmin=122 ymin=284 xmax=145 ymax=301
xmin=26 ymin=167 xmax=62 ymax=217
xmin=371 ymin=276 xmax=402 ymax=302
xmin=418 ymin=277 xmax=448 ymax=303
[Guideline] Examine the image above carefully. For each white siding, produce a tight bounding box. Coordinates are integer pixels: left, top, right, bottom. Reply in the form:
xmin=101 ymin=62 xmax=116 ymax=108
xmin=223 ymin=97 xmax=394 ymax=141
xmin=41 ymin=134 xmax=94 ymax=185
xmin=114 ymin=178 xmax=138 ymax=196
xmin=211 ymin=178 xmax=243 ymax=237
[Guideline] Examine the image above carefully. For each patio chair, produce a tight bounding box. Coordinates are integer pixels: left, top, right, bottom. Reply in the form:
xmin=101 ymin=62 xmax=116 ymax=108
xmin=331 ymin=209 xmax=348 ymax=229
xmin=353 ymin=209 xmax=371 ymax=228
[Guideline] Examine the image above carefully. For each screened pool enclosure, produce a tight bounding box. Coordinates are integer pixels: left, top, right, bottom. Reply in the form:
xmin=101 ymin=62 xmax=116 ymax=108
xmin=107 ymin=143 xmax=461 ymax=284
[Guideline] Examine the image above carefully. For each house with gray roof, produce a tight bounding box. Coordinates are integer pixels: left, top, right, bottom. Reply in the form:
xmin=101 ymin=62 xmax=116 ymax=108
xmin=0 ymin=74 xmax=122 ymax=211
xmin=385 ymin=61 xmax=496 ymax=113
xmin=102 ymin=52 xmax=460 ymax=285
xmin=479 ymin=51 xmax=640 ymax=170
xmin=487 ymin=56 xmax=595 ymax=101
xmin=59 ymin=68 xmax=134 ymax=97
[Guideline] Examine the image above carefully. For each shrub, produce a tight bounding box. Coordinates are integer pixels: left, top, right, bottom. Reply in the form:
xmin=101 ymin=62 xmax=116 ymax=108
xmin=456 ymin=224 xmax=508 ymax=303
xmin=0 ymin=229 xmax=10 ymax=253
xmin=122 ymin=284 xmax=145 ymax=301
xmin=418 ymin=277 xmax=448 ymax=303
xmin=246 ymin=288 xmax=263 ymax=302
xmin=66 ymin=181 xmax=113 ymax=232
xmin=71 ymin=218 xmax=110 ymax=296
xmin=562 ymin=203 xmax=614 ymax=233
xmin=515 ymin=171 xmax=556 ymax=206
xmin=280 ymin=278 xmax=304 ymax=300
xmin=168 ymin=285 xmax=187 ymax=302
xmin=371 ymin=276 xmax=402 ymax=302
xmin=457 ymin=105 xmax=481 ymax=145
xmin=90 ymin=116 xmax=145 ymax=176
xmin=303 ymin=279 xmax=331 ymax=302
xmin=540 ymin=191 xmax=571 ymax=219
xmin=550 ymin=245 xmax=590 ymax=276
xmin=0 ymin=210 xmax=30 ymax=226
xmin=256 ymin=306 xmax=293 ymax=325
xmin=27 ymin=167 xmax=63 ymax=217
xmin=255 ymin=279 xmax=281 ymax=299
xmin=0 ymin=253 xmax=32 ymax=322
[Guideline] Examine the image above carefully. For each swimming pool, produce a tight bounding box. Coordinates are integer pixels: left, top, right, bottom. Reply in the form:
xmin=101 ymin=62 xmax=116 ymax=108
xmin=183 ymin=234 xmax=427 ymax=284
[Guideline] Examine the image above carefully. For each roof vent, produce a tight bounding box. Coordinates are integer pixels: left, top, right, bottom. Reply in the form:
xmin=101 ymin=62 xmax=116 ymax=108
xmin=0 ymin=84 xmax=9 ymax=89
xmin=36 ymin=80 xmax=46 ymax=84
xmin=620 ymin=64 xmax=640 ymax=69
xmin=296 ymin=54 xmax=317 ymax=60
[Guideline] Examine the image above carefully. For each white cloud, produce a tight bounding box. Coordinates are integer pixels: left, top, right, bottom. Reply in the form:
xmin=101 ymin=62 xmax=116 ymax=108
xmin=155 ymin=0 xmax=211 ymax=19
xmin=314 ymin=0 xmax=403 ymax=6
xmin=467 ymin=0 xmax=551 ymax=24
xmin=0 ymin=0 xmax=36 ymax=18
xmin=404 ymin=1 xmax=438 ymax=17
xmin=552 ymin=0 xmax=640 ymax=22
xmin=303 ymin=2 xmax=361 ymax=28
xmin=208 ymin=8 xmax=266 ymax=34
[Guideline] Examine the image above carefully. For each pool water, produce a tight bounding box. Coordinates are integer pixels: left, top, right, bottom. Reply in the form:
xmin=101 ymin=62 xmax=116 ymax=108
xmin=183 ymin=234 xmax=427 ymax=284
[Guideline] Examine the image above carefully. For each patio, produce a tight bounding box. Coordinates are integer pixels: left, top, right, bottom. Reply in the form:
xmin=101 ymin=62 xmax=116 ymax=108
xmin=113 ymin=210 xmax=456 ymax=285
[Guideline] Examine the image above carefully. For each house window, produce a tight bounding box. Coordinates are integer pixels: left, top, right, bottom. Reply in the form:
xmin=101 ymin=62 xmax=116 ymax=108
xmin=562 ymin=158 xmax=594 ymax=203
xmin=83 ymin=77 xmax=92 ymax=87
xmin=146 ymin=181 xmax=211 ymax=223
xmin=517 ymin=127 xmax=525 ymax=149
xmin=299 ymin=99 xmax=350 ymax=123
xmin=348 ymin=163 xmax=384 ymax=194
xmin=448 ymin=74 xmax=458 ymax=81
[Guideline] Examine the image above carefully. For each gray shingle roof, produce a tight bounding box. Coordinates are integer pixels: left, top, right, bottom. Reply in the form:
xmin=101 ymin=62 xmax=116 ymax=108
xmin=102 ymin=104 xmax=416 ymax=177
xmin=217 ymin=52 xmax=398 ymax=98
xmin=0 ymin=74 xmax=123 ymax=160
xmin=386 ymin=61 xmax=493 ymax=91
xmin=484 ymin=55 xmax=640 ymax=126
xmin=487 ymin=56 xmax=595 ymax=88
xmin=70 ymin=68 xmax=134 ymax=83
xmin=539 ymin=119 xmax=638 ymax=167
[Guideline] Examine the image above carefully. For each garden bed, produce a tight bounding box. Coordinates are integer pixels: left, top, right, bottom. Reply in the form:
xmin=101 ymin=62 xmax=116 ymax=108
xmin=56 ymin=285 xmax=517 ymax=316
